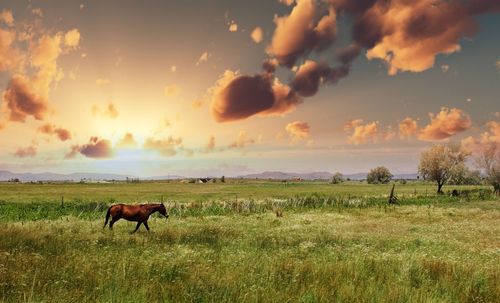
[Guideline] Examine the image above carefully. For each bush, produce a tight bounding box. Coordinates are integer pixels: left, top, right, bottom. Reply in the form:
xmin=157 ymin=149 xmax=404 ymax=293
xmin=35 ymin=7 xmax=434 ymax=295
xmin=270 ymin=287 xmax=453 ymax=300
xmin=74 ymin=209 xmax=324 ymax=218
xmin=330 ymin=172 xmax=345 ymax=184
xmin=367 ymin=166 xmax=393 ymax=184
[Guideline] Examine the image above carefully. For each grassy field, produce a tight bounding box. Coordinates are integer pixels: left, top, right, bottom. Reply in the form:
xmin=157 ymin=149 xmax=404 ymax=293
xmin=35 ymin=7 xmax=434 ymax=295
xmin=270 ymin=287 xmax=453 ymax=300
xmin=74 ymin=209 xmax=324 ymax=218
xmin=0 ymin=181 xmax=499 ymax=302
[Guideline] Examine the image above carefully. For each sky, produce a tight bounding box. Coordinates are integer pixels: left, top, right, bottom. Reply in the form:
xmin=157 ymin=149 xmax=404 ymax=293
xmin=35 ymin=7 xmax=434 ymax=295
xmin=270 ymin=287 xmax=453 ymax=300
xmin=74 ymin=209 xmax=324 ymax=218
xmin=0 ymin=0 xmax=499 ymax=177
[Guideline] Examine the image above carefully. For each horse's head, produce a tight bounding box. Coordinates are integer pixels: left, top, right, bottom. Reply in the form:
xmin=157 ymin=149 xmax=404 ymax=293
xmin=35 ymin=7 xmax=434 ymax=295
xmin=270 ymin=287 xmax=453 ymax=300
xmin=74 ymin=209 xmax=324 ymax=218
xmin=159 ymin=203 xmax=169 ymax=218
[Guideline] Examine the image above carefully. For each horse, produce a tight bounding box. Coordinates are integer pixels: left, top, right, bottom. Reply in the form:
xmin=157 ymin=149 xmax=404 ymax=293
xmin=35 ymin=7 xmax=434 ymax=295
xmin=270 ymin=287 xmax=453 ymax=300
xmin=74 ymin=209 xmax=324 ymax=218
xmin=103 ymin=203 xmax=168 ymax=233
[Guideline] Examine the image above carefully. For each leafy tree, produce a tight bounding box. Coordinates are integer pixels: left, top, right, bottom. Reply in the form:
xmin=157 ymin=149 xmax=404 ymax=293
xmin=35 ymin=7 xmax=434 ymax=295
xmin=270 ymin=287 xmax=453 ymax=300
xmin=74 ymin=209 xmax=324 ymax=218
xmin=367 ymin=166 xmax=393 ymax=184
xmin=418 ymin=143 xmax=469 ymax=193
xmin=330 ymin=172 xmax=345 ymax=184
xmin=475 ymin=142 xmax=500 ymax=195
xmin=449 ymin=164 xmax=481 ymax=185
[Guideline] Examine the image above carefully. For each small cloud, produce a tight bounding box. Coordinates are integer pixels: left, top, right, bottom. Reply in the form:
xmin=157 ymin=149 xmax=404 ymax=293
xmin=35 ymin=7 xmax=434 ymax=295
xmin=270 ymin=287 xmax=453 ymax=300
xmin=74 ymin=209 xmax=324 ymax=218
xmin=345 ymin=120 xmax=379 ymax=145
xmin=466 ymin=98 xmax=472 ymax=103
xmin=229 ymin=21 xmax=238 ymax=32
xmin=64 ymin=29 xmax=81 ymax=48
xmin=251 ymin=27 xmax=263 ymax=43
xmin=80 ymin=4 xmax=85 ymax=10
xmin=196 ymin=51 xmax=209 ymax=66
xmin=31 ymin=8 xmax=43 ymax=18
xmin=14 ymin=144 xmax=37 ymax=158
xmin=398 ymin=117 xmax=418 ymax=139
xmin=81 ymin=53 xmax=87 ymax=59
xmin=116 ymin=132 xmax=138 ymax=149
xmin=0 ymin=9 xmax=14 ymax=26
xmin=96 ymin=78 xmax=111 ymax=86
xmin=204 ymin=135 xmax=215 ymax=152
xmin=285 ymin=121 xmax=310 ymax=140
xmin=441 ymin=64 xmax=449 ymax=73
xmin=91 ymin=103 xmax=119 ymax=119
xmin=164 ymin=84 xmax=181 ymax=97
xmin=418 ymin=107 xmax=471 ymax=141
xmin=228 ymin=131 xmax=254 ymax=149
xmin=171 ymin=65 xmax=177 ymax=72
xmin=143 ymin=136 xmax=183 ymax=157
xmin=66 ymin=137 xmax=114 ymax=159
xmin=38 ymin=123 xmax=72 ymax=141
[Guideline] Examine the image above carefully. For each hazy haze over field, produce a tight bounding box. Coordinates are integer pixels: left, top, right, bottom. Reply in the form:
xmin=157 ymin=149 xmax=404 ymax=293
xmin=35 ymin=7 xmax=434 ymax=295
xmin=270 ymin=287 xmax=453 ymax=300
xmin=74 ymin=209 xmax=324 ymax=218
xmin=0 ymin=0 xmax=499 ymax=176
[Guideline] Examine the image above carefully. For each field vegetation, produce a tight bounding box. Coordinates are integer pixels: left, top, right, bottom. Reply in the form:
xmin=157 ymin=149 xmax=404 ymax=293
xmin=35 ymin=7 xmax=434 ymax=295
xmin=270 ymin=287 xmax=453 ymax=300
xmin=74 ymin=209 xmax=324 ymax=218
xmin=0 ymin=180 xmax=498 ymax=302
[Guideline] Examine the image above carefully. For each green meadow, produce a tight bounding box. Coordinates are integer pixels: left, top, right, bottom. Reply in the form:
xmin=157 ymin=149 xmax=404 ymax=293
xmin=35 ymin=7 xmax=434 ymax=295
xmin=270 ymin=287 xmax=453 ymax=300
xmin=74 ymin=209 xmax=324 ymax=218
xmin=0 ymin=180 xmax=498 ymax=302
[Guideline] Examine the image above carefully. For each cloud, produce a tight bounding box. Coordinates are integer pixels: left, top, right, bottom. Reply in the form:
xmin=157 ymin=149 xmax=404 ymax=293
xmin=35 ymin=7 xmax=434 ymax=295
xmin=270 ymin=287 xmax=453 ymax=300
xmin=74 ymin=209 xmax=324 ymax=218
xmin=228 ymin=131 xmax=255 ymax=149
xmin=210 ymin=70 xmax=301 ymax=122
xmin=143 ymin=136 xmax=182 ymax=157
xmin=171 ymin=65 xmax=177 ymax=72
xmin=399 ymin=117 xmax=418 ymax=139
xmin=418 ymin=107 xmax=471 ymax=141
xmin=96 ymin=78 xmax=111 ymax=86
xmin=91 ymin=103 xmax=119 ymax=119
xmin=38 ymin=123 xmax=72 ymax=141
xmin=204 ymin=135 xmax=216 ymax=152
xmin=164 ymin=84 xmax=181 ymax=97
xmin=461 ymin=120 xmax=500 ymax=153
xmin=31 ymin=8 xmax=43 ymax=18
xmin=0 ymin=28 xmax=21 ymax=71
xmin=0 ymin=9 xmax=14 ymax=26
xmin=330 ymin=0 xmax=500 ymax=75
xmin=116 ymin=133 xmax=138 ymax=149
xmin=2 ymin=75 xmax=49 ymax=122
xmin=14 ymin=144 xmax=37 ymax=158
xmin=345 ymin=120 xmax=379 ymax=145
xmin=228 ymin=22 xmax=238 ymax=32
xmin=268 ymin=0 xmax=337 ymax=67
xmin=441 ymin=64 xmax=450 ymax=73
xmin=196 ymin=51 xmax=209 ymax=66
xmin=291 ymin=60 xmax=349 ymax=97
xmin=251 ymin=27 xmax=264 ymax=43
xmin=66 ymin=137 xmax=114 ymax=159
xmin=64 ymin=29 xmax=81 ymax=48
xmin=285 ymin=121 xmax=310 ymax=140
xmin=343 ymin=119 xmax=363 ymax=131
xmin=496 ymin=59 xmax=500 ymax=71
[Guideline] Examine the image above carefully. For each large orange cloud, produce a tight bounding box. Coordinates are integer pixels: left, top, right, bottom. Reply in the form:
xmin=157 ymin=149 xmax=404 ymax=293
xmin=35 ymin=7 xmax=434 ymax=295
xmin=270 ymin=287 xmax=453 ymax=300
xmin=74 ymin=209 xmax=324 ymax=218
xmin=418 ymin=107 xmax=471 ymax=141
xmin=332 ymin=0 xmax=500 ymax=75
xmin=461 ymin=120 xmax=500 ymax=153
xmin=345 ymin=119 xmax=379 ymax=145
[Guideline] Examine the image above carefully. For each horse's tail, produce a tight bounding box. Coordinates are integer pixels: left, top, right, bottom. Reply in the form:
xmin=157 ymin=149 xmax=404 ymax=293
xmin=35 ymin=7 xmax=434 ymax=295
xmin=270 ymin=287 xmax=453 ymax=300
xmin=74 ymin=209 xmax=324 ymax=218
xmin=103 ymin=206 xmax=111 ymax=229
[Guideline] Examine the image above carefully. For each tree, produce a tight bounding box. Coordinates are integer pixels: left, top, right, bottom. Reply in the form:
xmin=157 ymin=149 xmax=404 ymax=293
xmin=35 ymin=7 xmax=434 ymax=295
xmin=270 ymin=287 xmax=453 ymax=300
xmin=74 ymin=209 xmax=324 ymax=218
xmin=475 ymin=142 xmax=500 ymax=195
xmin=449 ymin=164 xmax=481 ymax=185
xmin=330 ymin=172 xmax=345 ymax=184
xmin=418 ymin=143 xmax=469 ymax=194
xmin=367 ymin=166 xmax=393 ymax=184
xmin=221 ymin=175 xmax=225 ymax=183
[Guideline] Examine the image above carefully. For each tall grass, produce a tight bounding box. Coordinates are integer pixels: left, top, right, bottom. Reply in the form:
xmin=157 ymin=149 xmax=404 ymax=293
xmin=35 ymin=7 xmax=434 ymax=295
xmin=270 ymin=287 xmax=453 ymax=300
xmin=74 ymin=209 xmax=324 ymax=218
xmin=0 ymin=201 xmax=499 ymax=302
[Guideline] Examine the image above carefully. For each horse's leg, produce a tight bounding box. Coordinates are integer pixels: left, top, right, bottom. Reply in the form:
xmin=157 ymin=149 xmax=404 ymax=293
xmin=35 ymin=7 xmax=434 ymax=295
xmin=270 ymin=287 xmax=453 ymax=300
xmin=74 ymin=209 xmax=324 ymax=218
xmin=132 ymin=222 xmax=142 ymax=233
xmin=143 ymin=221 xmax=150 ymax=232
xmin=109 ymin=217 xmax=118 ymax=229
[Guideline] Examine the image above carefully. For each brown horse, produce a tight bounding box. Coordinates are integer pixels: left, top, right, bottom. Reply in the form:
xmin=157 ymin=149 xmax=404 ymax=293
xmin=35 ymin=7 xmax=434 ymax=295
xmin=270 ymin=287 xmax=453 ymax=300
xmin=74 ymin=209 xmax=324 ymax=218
xmin=104 ymin=203 xmax=168 ymax=233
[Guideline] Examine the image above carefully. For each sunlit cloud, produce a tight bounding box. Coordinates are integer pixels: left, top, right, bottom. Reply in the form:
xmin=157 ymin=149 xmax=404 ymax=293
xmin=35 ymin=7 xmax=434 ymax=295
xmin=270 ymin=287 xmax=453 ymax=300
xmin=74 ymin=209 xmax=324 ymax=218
xmin=14 ymin=142 xmax=37 ymax=158
xmin=91 ymin=103 xmax=119 ymax=119
xmin=0 ymin=9 xmax=14 ymax=26
xmin=418 ymin=107 xmax=471 ymax=141
xmin=251 ymin=27 xmax=263 ymax=43
xmin=38 ymin=123 xmax=72 ymax=141
xmin=164 ymin=84 xmax=181 ymax=97
xmin=66 ymin=137 xmax=114 ymax=159
xmin=116 ymin=133 xmax=138 ymax=149
xmin=196 ymin=51 xmax=210 ymax=66
xmin=143 ymin=136 xmax=182 ymax=157
xmin=398 ymin=117 xmax=418 ymax=139
xmin=285 ymin=121 xmax=310 ymax=140
xmin=228 ymin=131 xmax=254 ymax=149
xmin=64 ymin=29 xmax=81 ymax=48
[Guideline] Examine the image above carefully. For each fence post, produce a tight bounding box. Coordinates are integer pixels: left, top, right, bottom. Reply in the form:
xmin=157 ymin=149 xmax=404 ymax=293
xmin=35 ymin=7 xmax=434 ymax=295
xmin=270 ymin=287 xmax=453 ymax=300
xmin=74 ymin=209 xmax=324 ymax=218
xmin=61 ymin=196 xmax=64 ymax=208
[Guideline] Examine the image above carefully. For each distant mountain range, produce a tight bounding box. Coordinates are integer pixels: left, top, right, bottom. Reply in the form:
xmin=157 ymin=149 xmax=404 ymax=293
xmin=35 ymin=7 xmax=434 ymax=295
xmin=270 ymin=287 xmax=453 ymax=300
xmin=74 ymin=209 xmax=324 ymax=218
xmin=238 ymin=171 xmax=418 ymax=180
xmin=0 ymin=170 xmax=418 ymax=182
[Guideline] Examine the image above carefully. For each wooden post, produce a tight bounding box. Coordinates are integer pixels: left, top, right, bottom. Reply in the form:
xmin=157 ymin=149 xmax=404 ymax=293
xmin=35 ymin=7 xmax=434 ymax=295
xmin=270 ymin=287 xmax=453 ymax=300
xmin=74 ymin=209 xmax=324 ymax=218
xmin=61 ymin=196 xmax=64 ymax=208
